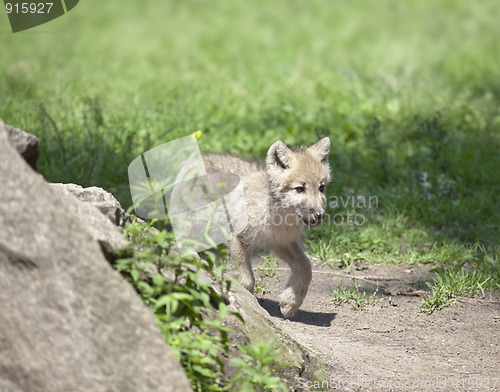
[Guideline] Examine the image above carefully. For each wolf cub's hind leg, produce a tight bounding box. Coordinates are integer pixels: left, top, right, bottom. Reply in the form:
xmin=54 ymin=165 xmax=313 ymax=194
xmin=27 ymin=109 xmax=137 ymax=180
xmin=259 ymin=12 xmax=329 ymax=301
xmin=228 ymin=236 xmax=255 ymax=293
xmin=273 ymin=241 xmax=312 ymax=318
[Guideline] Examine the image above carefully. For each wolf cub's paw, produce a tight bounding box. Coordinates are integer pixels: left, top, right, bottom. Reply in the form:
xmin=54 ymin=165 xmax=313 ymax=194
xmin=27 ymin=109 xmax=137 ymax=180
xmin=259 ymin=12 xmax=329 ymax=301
xmin=239 ymin=275 xmax=255 ymax=294
xmin=279 ymin=301 xmax=299 ymax=319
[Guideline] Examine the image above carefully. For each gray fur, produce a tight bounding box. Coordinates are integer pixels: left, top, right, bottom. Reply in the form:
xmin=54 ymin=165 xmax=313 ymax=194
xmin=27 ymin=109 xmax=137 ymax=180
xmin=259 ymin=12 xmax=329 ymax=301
xmin=204 ymin=138 xmax=331 ymax=318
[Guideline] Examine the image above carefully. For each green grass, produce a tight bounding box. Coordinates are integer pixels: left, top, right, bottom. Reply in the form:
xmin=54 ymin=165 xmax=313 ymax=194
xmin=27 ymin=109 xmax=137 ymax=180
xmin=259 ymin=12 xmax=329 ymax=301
xmin=421 ymin=267 xmax=492 ymax=313
xmin=254 ymin=254 xmax=278 ymax=295
xmin=420 ymin=250 xmax=500 ymax=312
xmin=331 ymin=280 xmax=379 ymax=309
xmin=1 ymin=0 xmax=499 ymax=300
xmin=257 ymin=254 xmax=278 ymax=278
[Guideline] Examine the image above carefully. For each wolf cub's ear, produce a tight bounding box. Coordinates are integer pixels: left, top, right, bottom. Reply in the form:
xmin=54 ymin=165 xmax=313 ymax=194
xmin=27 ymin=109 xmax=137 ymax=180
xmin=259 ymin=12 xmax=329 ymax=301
xmin=308 ymin=137 xmax=330 ymax=166
xmin=266 ymin=140 xmax=293 ymax=170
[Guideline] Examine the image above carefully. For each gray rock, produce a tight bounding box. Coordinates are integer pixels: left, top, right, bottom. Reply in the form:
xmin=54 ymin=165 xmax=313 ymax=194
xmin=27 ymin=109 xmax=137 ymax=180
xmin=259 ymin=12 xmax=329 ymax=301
xmin=48 ymin=183 xmax=128 ymax=258
xmin=49 ymin=183 xmax=127 ymax=226
xmin=0 ymin=129 xmax=192 ymax=392
xmin=0 ymin=117 xmax=40 ymax=170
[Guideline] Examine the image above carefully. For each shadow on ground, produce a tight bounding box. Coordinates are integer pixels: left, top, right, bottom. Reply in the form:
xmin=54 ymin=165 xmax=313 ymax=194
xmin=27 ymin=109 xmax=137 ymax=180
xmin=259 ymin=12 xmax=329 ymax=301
xmin=258 ymin=298 xmax=336 ymax=327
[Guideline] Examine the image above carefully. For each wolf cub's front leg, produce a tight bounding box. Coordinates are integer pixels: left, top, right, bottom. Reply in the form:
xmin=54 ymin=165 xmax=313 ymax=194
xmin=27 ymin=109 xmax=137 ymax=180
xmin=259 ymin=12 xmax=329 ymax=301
xmin=228 ymin=236 xmax=255 ymax=293
xmin=273 ymin=241 xmax=312 ymax=318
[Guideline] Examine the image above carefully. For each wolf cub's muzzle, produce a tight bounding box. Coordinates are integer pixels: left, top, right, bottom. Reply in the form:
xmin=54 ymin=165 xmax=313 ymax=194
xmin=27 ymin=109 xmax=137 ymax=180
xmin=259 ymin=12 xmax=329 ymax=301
xmin=303 ymin=211 xmax=326 ymax=226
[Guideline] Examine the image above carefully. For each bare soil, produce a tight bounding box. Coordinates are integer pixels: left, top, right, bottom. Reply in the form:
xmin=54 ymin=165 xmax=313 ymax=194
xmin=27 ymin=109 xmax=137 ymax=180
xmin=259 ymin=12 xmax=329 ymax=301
xmin=255 ymin=259 xmax=500 ymax=392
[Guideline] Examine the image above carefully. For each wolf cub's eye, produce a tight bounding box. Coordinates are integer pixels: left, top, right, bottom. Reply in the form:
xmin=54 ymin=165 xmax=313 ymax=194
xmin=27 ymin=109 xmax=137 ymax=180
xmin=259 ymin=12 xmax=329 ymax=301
xmin=319 ymin=184 xmax=325 ymax=193
xmin=295 ymin=186 xmax=305 ymax=194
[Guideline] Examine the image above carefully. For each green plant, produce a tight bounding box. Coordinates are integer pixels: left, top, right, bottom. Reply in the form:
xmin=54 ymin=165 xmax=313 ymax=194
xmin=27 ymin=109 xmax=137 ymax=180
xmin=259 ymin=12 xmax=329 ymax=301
xmin=306 ymin=237 xmax=334 ymax=264
xmin=257 ymin=254 xmax=278 ymax=277
xmin=331 ymin=280 xmax=379 ymax=309
xmin=114 ymin=220 xmax=293 ymax=391
xmin=253 ymin=254 xmax=278 ymax=295
xmin=421 ymin=264 xmax=492 ymax=313
xmin=471 ymin=246 xmax=500 ymax=290
xmin=420 ymin=284 xmax=455 ymax=313
xmin=115 ymin=221 xmax=233 ymax=391
xmin=228 ymin=341 xmax=288 ymax=392
xmin=363 ymin=116 xmax=390 ymax=183
xmin=253 ymin=279 xmax=270 ymax=296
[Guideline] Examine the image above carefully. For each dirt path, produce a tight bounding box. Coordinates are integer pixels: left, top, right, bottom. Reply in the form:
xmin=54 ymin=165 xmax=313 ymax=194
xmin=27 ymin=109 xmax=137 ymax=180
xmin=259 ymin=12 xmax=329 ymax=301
xmin=255 ymin=260 xmax=500 ymax=391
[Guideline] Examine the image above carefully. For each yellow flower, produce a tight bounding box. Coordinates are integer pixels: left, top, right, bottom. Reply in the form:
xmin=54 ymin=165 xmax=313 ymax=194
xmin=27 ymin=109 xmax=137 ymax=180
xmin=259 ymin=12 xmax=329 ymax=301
xmin=171 ymin=338 xmax=181 ymax=345
xmin=193 ymin=130 xmax=202 ymax=139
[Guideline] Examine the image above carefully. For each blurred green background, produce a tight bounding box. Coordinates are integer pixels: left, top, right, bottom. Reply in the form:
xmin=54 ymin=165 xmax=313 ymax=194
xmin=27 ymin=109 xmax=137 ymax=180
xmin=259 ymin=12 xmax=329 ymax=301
xmin=1 ymin=0 xmax=499 ymax=267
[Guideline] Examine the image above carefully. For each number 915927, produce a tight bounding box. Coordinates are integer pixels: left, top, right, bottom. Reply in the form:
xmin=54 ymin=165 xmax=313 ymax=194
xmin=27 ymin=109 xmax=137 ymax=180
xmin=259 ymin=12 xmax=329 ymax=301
xmin=5 ymin=2 xmax=54 ymax=14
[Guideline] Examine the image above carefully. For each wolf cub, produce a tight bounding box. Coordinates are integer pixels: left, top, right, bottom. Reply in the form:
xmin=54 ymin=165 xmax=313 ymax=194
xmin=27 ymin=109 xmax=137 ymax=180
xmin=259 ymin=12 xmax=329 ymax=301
xmin=203 ymin=138 xmax=330 ymax=318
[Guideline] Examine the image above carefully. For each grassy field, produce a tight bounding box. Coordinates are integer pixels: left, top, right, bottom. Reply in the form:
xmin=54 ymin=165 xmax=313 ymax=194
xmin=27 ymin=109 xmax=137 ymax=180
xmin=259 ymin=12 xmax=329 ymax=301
xmin=2 ymin=1 xmax=499 ymax=283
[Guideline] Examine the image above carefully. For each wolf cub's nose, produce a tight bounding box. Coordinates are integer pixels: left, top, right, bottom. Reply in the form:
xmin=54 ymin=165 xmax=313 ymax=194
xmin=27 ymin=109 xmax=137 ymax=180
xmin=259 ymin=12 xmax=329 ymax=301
xmin=315 ymin=212 xmax=325 ymax=222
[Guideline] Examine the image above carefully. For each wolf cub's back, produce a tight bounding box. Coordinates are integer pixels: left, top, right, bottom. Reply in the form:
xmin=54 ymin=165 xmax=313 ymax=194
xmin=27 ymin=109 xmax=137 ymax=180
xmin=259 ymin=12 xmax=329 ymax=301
xmin=203 ymin=153 xmax=264 ymax=178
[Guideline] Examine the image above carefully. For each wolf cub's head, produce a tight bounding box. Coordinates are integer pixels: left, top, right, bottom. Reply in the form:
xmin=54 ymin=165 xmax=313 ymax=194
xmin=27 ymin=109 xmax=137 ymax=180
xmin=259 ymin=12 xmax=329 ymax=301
xmin=266 ymin=137 xmax=331 ymax=226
